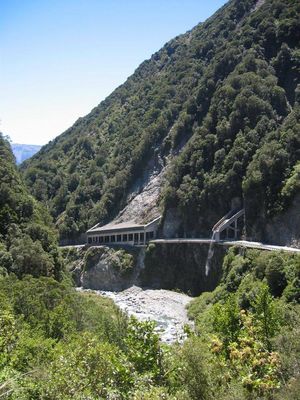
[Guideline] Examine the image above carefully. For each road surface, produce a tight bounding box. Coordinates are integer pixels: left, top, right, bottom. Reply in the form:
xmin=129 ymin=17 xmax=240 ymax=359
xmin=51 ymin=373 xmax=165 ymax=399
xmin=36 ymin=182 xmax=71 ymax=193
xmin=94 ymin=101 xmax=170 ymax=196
xmin=151 ymin=239 xmax=300 ymax=254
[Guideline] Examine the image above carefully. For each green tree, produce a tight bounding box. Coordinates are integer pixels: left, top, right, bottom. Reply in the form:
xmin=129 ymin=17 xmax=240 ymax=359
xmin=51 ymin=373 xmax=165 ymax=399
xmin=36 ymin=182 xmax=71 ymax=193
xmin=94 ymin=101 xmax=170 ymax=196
xmin=9 ymin=236 xmax=54 ymax=278
xmin=251 ymin=284 xmax=282 ymax=350
xmin=124 ymin=317 xmax=164 ymax=383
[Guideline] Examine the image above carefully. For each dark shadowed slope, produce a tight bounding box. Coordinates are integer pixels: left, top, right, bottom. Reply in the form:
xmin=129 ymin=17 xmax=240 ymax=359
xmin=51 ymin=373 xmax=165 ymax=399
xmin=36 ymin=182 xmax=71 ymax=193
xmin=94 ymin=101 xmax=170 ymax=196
xmin=0 ymin=134 xmax=62 ymax=278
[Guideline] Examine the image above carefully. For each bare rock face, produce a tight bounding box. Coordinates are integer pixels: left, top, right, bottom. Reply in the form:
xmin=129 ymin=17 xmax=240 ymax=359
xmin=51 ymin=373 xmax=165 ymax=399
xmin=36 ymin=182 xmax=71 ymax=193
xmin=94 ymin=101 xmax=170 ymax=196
xmin=114 ymin=146 xmax=167 ymax=225
xmin=140 ymin=242 xmax=226 ymax=296
xmin=265 ymin=194 xmax=300 ymax=248
xmin=66 ymin=241 xmax=227 ymax=297
xmin=253 ymin=0 xmax=266 ymax=12
xmin=67 ymin=246 xmax=145 ymax=291
xmin=115 ymin=169 xmax=164 ymax=224
xmin=162 ymin=208 xmax=182 ymax=239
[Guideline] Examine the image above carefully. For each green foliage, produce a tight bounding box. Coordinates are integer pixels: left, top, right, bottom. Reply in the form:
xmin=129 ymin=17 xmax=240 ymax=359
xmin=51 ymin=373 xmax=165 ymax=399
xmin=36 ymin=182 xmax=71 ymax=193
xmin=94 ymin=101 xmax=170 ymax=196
xmin=41 ymin=334 xmax=133 ymax=399
xmin=274 ymin=378 xmax=300 ymax=400
xmin=274 ymin=306 xmax=300 ymax=399
xmin=21 ymin=0 xmax=300 ymax=242
xmin=265 ymin=254 xmax=288 ymax=296
xmin=0 ymin=275 xmax=132 ymax=399
xmin=0 ymin=275 xmax=126 ymax=342
xmin=1 ymin=0 xmax=300 ymax=397
xmin=132 ymin=386 xmax=176 ymax=400
xmin=250 ymin=284 xmax=283 ymax=349
xmin=124 ymin=317 xmax=164 ymax=383
xmin=188 ymin=291 xmax=283 ymax=398
xmin=9 ymin=236 xmax=54 ymax=278
xmin=0 ymin=276 xmax=188 ymax=399
xmin=185 ymin=248 xmax=300 ymax=399
xmin=0 ymin=235 xmax=299 ymax=400
xmin=0 ymin=310 xmax=18 ymax=368
xmin=187 ymin=291 xmax=215 ymax=320
xmin=0 ymin=134 xmax=63 ymax=279
xmin=211 ymin=294 xmax=241 ymax=354
xmin=174 ymin=337 xmax=210 ymax=400
xmin=281 ymin=162 xmax=300 ymax=200
xmin=220 ymin=248 xmax=300 ymax=305
xmin=83 ymin=246 xmax=134 ymax=275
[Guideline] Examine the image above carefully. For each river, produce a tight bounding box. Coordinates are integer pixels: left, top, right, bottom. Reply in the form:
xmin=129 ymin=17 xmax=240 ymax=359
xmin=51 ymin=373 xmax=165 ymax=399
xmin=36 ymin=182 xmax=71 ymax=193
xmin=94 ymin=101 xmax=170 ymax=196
xmin=79 ymin=286 xmax=193 ymax=344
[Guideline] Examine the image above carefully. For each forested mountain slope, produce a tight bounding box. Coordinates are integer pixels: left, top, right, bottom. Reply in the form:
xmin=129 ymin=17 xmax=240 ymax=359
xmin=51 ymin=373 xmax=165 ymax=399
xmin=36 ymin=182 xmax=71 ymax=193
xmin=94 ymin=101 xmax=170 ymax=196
xmin=22 ymin=0 xmax=300 ymax=244
xmin=0 ymin=134 xmax=62 ymax=278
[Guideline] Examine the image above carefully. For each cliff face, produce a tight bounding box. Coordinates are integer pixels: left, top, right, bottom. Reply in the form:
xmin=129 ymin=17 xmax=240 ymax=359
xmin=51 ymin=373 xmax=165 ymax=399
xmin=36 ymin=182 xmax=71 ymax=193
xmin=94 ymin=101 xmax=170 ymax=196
xmin=265 ymin=194 xmax=300 ymax=247
xmin=65 ymin=243 xmax=226 ymax=296
xmin=140 ymin=243 xmax=226 ymax=296
xmin=22 ymin=0 xmax=300 ymax=246
xmin=66 ymin=246 xmax=145 ymax=291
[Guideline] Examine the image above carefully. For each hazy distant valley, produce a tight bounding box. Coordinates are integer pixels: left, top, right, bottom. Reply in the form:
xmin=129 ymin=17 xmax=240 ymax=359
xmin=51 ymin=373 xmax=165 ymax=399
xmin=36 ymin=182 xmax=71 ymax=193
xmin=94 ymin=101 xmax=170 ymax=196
xmin=11 ymin=143 xmax=41 ymax=164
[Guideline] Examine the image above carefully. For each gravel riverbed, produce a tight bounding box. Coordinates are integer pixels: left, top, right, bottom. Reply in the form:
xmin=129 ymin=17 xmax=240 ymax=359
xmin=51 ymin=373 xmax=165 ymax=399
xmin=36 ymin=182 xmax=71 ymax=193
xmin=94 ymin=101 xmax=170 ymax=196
xmin=80 ymin=286 xmax=193 ymax=344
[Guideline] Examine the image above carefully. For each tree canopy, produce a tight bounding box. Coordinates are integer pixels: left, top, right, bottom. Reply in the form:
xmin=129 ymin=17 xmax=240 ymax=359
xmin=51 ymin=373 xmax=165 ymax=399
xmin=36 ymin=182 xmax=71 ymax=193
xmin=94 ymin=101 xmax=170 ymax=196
xmin=21 ymin=0 xmax=299 ymax=241
xmin=0 ymin=134 xmax=62 ymax=279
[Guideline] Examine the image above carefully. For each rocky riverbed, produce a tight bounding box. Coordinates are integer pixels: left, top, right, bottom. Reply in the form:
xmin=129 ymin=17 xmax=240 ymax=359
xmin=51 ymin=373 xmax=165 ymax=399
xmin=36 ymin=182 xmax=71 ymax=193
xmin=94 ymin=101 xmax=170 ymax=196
xmin=79 ymin=286 xmax=193 ymax=344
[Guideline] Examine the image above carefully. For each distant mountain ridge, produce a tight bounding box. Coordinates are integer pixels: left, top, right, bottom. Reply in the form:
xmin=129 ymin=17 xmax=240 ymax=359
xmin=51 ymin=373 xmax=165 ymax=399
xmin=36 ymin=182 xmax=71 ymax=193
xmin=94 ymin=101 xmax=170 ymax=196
xmin=12 ymin=143 xmax=41 ymax=164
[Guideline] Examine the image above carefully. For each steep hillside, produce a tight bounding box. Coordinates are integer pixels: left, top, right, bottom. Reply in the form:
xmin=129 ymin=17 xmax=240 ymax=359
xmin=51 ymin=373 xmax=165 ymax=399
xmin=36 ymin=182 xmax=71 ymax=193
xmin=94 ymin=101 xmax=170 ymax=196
xmin=22 ymin=0 xmax=300 ymax=244
xmin=0 ymin=134 xmax=62 ymax=278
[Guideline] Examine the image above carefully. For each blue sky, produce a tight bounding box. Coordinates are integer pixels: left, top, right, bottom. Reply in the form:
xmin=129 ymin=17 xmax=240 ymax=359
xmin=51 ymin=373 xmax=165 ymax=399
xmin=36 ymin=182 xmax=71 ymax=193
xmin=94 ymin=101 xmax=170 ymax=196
xmin=0 ymin=0 xmax=227 ymax=145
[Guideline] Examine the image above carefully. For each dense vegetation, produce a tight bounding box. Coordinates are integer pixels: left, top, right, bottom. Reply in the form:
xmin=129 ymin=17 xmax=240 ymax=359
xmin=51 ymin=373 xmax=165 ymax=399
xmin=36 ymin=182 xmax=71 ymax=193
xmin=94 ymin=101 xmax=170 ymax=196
xmin=1 ymin=0 xmax=299 ymax=398
xmin=0 ymin=134 xmax=62 ymax=279
xmin=21 ymin=0 xmax=299 ymax=242
xmin=0 ymin=249 xmax=299 ymax=399
xmin=162 ymin=0 xmax=300 ymax=238
xmin=183 ymin=248 xmax=300 ymax=400
xmin=3 ymin=118 xmax=299 ymax=399
xmin=0 ymin=133 xmax=172 ymax=399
